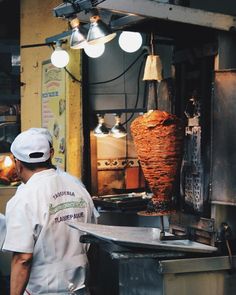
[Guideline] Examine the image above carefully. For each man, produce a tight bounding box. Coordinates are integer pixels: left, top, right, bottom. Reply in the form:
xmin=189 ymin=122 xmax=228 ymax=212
xmin=27 ymin=127 xmax=85 ymax=188
xmin=16 ymin=127 xmax=99 ymax=223
xmin=3 ymin=130 xmax=95 ymax=295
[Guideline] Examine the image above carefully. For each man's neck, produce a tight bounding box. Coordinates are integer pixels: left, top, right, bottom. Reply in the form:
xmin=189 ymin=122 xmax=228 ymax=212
xmin=22 ymin=167 xmax=49 ymax=184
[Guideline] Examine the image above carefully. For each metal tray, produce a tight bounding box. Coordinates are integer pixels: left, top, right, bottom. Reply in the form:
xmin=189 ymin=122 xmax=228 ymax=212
xmin=92 ymin=193 xmax=150 ymax=211
xmin=68 ymin=222 xmax=218 ymax=253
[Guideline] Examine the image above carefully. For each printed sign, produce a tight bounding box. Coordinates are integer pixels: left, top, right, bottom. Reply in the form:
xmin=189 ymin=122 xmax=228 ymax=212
xmin=41 ymin=60 xmax=66 ymax=169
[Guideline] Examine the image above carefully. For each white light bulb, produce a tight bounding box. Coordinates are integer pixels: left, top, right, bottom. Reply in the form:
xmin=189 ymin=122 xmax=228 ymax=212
xmin=84 ymin=43 xmax=105 ymax=58
xmin=51 ymin=48 xmax=69 ymax=68
xmin=118 ymin=31 xmax=143 ymax=53
xmin=3 ymin=156 xmax=13 ymax=168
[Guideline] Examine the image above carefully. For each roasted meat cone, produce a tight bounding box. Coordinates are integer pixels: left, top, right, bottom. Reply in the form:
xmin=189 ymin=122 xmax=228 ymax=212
xmin=130 ymin=110 xmax=184 ymax=215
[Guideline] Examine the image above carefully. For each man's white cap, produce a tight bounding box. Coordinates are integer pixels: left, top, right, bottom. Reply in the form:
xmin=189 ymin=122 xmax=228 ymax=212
xmin=11 ymin=130 xmax=51 ymax=163
xmin=28 ymin=127 xmax=53 ymax=144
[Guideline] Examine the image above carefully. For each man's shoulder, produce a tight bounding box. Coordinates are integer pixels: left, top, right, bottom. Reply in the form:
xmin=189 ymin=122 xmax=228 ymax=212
xmin=56 ymin=168 xmax=85 ymax=188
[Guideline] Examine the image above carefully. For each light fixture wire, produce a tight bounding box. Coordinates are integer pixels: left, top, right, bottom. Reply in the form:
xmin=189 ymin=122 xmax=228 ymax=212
xmin=21 ymin=34 xmax=147 ymax=116
xmin=90 ymin=49 xmax=147 ymax=85
xmin=121 ymin=54 xmax=146 ymax=125
xmin=63 ymin=47 xmax=146 ymax=85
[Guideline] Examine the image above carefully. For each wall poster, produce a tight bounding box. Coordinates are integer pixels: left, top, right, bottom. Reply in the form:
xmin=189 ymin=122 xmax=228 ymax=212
xmin=41 ymin=60 xmax=66 ymax=170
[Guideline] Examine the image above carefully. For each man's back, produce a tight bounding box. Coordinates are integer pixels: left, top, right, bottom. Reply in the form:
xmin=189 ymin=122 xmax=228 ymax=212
xmin=4 ymin=168 xmax=93 ymax=294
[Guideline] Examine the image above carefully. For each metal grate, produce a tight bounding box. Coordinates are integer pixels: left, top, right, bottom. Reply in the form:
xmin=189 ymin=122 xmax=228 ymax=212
xmin=183 ymin=126 xmax=203 ymax=212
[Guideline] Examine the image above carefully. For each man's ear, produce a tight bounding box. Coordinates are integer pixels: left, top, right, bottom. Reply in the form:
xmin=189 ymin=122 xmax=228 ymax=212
xmin=50 ymin=147 xmax=55 ymax=157
xmin=15 ymin=160 xmax=23 ymax=175
xmin=13 ymin=159 xmax=20 ymax=176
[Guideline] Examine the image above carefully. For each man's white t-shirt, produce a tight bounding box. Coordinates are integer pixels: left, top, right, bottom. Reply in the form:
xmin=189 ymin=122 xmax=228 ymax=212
xmin=55 ymin=167 xmax=99 ymax=222
xmin=3 ymin=169 xmax=95 ymax=294
xmin=16 ymin=167 xmax=99 ymax=222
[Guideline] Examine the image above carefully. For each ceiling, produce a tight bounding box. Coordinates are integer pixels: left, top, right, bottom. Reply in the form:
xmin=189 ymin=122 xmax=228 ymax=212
xmin=1 ymin=0 xmax=236 ymax=41
xmin=52 ymin=0 xmax=236 ymax=46
xmin=96 ymin=0 xmax=236 ymax=33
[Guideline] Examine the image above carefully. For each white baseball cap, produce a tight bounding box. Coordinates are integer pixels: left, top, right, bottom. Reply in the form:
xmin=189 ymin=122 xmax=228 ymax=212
xmin=11 ymin=130 xmax=51 ymax=163
xmin=28 ymin=127 xmax=53 ymax=144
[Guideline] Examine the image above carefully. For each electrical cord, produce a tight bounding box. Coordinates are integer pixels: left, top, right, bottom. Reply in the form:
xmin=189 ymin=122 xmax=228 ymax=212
xmin=122 ymin=55 xmax=146 ymax=125
xmin=89 ymin=49 xmax=148 ymax=85
xmin=63 ymin=48 xmax=147 ymax=85
xmin=49 ymin=43 xmax=82 ymax=83
xmin=64 ymin=67 xmax=82 ymax=83
xmin=49 ymin=44 xmax=148 ymax=120
xmin=49 ymin=42 xmax=147 ymax=85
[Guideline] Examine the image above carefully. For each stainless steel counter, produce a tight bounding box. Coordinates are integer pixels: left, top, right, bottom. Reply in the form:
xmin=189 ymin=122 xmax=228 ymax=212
xmin=87 ymin=241 xmax=236 ymax=295
xmin=69 ymin=222 xmax=217 ymax=253
xmin=73 ymin=223 xmax=236 ymax=295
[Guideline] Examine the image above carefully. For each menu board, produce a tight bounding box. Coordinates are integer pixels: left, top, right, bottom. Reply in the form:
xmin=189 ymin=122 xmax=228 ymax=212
xmin=41 ymin=60 xmax=66 ymax=170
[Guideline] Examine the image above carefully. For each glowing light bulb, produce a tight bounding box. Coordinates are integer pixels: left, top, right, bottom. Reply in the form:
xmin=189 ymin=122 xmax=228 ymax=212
xmin=118 ymin=31 xmax=143 ymax=53
xmin=51 ymin=47 xmax=69 ymax=68
xmin=3 ymin=156 xmax=13 ymax=168
xmin=84 ymin=43 xmax=105 ymax=58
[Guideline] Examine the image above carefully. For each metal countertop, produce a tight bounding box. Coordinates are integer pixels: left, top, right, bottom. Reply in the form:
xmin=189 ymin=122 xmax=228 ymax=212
xmin=68 ymin=222 xmax=218 ymax=253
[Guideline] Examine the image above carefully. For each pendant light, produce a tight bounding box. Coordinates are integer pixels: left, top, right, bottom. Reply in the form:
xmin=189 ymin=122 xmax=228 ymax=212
xmin=51 ymin=41 xmax=69 ymax=68
xmin=84 ymin=43 xmax=105 ymax=58
xmin=70 ymin=18 xmax=88 ymax=49
xmin=143 ymin=33 xmax=163 ymax=82
xmin=94 ymin=114 xmax=110 ymax=137
xmin=110 ymin=114 xmax=127 ymax=138
xmin=118 ymin=31 xmax=143 ymax=53
xmin=87 ymin=10 xmax=116 ymax=45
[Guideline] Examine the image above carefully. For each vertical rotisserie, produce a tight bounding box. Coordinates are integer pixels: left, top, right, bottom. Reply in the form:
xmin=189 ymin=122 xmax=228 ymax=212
xmin=131 ymin=110 xmax=184 ymax=215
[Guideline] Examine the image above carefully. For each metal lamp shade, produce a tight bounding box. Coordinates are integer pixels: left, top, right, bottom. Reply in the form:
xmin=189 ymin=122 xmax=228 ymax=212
xmin=70 ymin=17 xmax=88 ymax=49
xmin=111 ymin=122 xmax=127 ymax=138
xmin=70 ymin=27 xmax=88 ymax=49
xmin=87 ymin=16 xmax=116 ymax=45
xmin=94 ymin=123 xmax=110 ymax=137
xmin=94 ymin=114 xmax=109 ymax=137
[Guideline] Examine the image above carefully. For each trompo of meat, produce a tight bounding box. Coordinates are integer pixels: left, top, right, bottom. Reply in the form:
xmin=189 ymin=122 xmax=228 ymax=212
xmin=130 ymin=110 xmax=184 ymax=215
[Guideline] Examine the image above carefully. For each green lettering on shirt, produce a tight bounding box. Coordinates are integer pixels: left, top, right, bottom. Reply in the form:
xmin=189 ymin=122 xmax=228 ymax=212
xmin=49 ymin=199 xmax=87 ymax=215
